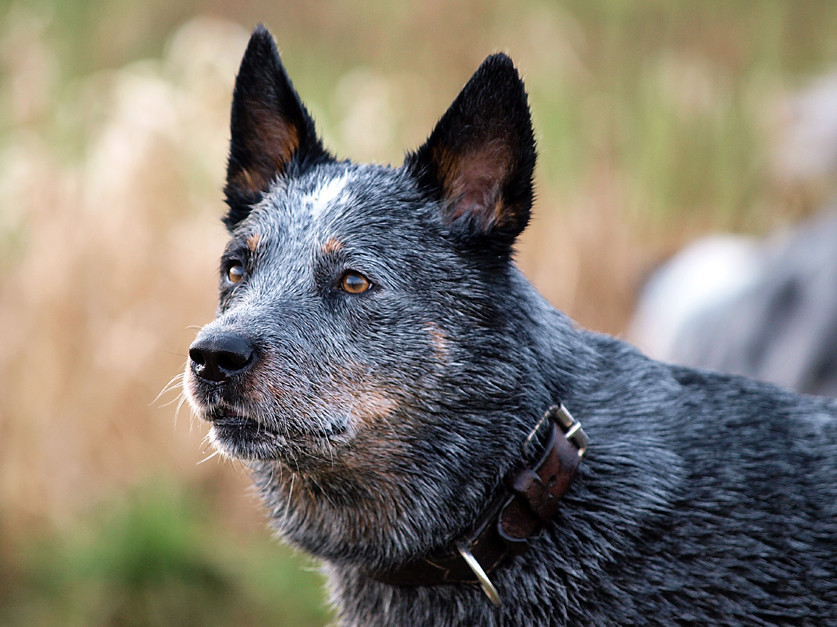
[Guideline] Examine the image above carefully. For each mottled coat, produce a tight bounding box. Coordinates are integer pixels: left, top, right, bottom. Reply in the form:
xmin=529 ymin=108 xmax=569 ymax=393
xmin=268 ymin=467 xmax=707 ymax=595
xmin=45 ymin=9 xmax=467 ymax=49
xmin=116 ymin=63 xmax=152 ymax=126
xmin=185 ymin=25 xmax=837 ymax=626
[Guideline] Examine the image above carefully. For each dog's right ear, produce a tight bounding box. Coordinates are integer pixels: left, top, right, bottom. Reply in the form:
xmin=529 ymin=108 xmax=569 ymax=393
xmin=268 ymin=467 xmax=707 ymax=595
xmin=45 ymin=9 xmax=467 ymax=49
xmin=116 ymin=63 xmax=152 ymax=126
xmin=405 ymin=54 xmax=536 ymax=254
xmin=224 ymin=25 xmax=331 ymax=230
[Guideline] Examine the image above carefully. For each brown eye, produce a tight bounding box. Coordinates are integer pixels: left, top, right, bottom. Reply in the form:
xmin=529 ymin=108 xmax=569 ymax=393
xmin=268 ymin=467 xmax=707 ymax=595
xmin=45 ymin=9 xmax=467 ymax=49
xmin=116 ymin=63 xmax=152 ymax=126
xmin=227 ymin=262 xmax=245 ymax=284
xmin=340 ymin=271 xmax=372 ymax=294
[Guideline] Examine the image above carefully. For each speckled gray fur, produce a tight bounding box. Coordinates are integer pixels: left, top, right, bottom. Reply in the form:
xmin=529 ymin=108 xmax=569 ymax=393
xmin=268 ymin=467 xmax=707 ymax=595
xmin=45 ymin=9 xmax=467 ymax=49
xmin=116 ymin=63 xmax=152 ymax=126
xmin=185 ymin=25 xmax=837 ymax=626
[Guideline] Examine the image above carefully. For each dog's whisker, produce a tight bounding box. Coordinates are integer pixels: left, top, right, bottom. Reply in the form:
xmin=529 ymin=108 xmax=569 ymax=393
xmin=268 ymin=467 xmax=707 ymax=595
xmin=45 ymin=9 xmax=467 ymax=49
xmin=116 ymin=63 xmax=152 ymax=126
xmin=174 ymin=393 xmax=189 ymax=417
xmin=152 ymin=371 xmax=186 ymax=406
xmin=197 ymin=449 xmax=222 ymax=465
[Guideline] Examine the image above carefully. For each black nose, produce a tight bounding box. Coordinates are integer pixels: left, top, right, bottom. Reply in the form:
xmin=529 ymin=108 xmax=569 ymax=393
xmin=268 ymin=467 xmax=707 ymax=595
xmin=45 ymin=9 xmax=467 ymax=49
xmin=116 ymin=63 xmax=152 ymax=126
xmin=189 ymin=331 xmax=256 ymax=383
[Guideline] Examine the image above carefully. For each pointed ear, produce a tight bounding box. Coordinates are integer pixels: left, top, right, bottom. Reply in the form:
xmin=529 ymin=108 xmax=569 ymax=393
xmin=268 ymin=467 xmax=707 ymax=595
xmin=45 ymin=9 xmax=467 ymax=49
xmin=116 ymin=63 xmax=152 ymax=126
xmin=224 ymin=25 xmax=331 ymax=230
xmin=405 ymin=53 xmax=536 ymax=250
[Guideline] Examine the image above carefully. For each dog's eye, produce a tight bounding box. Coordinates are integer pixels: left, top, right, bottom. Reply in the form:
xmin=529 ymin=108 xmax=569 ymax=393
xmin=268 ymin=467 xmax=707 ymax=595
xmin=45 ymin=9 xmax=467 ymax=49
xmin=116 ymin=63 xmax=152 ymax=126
xmin=227 ymin=262 xmax=245 ymax=284
xmin=340 ymin=271 xmax=372 ymax=294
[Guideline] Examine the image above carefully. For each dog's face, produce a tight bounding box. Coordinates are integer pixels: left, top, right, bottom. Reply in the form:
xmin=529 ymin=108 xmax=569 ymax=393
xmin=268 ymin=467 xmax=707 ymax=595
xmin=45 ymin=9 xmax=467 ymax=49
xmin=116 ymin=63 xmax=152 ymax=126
xmin=184 ymin=26 xmax=538 ymax=563
xmin=189 ymin=163 xmax=416 ymax=459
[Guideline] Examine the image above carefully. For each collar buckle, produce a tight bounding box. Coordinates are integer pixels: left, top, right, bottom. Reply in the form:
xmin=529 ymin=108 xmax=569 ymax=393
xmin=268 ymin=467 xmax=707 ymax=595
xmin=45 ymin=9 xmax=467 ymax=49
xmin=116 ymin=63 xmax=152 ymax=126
xmin=552 ymin=404 xmax=589 ymax=457
xmin=522 ymin=404 xmax=588 ymax=459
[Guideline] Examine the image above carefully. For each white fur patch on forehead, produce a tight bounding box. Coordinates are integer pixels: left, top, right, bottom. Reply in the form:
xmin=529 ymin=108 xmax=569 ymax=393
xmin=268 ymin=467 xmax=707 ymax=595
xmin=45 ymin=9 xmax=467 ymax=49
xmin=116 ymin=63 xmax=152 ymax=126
xmin=304 ymin=172 xmax=352 ymax=220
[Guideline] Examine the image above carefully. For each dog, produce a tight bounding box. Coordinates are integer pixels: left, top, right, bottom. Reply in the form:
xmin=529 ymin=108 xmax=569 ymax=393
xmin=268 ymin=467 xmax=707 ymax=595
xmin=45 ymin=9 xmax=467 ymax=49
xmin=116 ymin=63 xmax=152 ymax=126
xmin=185 ymin=25 xmax=837 ymax=626
xmin=630 ymin=208 xmax=837 ymax=398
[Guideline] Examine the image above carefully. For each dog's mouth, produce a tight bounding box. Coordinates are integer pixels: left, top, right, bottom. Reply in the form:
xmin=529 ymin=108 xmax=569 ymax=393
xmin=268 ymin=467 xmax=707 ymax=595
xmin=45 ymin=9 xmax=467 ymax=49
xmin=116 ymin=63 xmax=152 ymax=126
xmin=205 ymin=412 xmax=348 ymax=461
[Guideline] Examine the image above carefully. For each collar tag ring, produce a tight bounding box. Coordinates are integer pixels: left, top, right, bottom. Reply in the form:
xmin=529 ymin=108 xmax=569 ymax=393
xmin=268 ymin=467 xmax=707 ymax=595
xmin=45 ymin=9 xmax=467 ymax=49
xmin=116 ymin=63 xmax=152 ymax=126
xmin=457 ymin=544 xmax=501 ymax=606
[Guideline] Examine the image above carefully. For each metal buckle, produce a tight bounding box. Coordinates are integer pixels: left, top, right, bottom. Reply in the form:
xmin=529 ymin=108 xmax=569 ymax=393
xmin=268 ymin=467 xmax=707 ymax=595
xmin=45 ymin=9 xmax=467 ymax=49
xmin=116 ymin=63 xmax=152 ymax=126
xmin=457 ymin=544 xmax=502 ymax=606
xmin=522 ymin=404 xmax=589 ymax=459
xmin=551 ymin=404 xmax=589 ymax=458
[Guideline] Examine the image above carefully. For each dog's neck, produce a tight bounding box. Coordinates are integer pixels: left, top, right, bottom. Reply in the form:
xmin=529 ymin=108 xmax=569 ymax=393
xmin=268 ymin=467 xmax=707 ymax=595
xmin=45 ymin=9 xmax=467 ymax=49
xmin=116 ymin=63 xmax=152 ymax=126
xmin=361 ymin=404 xmax=588 ymax=605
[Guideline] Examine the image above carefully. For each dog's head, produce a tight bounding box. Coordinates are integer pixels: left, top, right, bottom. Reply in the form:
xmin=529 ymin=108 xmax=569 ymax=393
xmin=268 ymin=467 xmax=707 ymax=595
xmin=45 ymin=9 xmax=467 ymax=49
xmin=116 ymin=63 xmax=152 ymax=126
xmin=184 ymin=25 xmax=543 ymax=564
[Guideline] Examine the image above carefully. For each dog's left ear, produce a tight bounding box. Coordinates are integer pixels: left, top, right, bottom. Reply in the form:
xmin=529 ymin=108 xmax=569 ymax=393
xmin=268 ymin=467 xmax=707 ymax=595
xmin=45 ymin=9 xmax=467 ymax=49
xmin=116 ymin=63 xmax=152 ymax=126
xmin=406 ymin=54 xmax=536 ymax=251
xmin=224 ymin=25 xmax=331 ymax=230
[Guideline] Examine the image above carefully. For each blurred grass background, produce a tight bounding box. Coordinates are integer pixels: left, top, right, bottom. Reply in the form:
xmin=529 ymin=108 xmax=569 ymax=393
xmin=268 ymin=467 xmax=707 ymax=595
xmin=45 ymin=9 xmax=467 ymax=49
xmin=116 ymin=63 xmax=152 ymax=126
xmin=2 ymin=0 xmax=837 ymax=624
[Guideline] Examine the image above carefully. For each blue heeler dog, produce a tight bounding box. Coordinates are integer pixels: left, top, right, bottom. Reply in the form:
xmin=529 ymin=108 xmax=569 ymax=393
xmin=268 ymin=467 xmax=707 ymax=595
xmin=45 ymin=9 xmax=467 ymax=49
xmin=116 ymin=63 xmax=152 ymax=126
xmin=185 ymin=25 xmax=837 ymax=626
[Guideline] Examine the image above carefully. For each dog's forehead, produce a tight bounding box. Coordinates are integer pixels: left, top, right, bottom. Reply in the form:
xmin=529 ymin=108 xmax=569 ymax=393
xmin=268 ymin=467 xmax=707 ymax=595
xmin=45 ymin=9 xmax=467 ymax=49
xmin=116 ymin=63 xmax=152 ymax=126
xmin=247 ymin=170 xmax=352 ymax=239
xmin=294 ymin=169 xmax=355 ymax=222
xmin=245 ymin=163 xmax=419 ymax=246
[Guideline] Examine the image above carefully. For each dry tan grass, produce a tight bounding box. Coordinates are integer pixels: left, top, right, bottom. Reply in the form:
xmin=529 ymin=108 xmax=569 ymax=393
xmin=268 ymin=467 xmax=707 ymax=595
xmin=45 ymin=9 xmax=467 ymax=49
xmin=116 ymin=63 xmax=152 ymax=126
xmin=0 ymin=18 xmax=259 ymax=531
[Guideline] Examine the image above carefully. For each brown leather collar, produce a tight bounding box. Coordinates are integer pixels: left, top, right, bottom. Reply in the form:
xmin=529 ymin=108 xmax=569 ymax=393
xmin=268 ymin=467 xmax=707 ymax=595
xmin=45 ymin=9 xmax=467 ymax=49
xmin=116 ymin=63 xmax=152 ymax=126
xmin=363 ymin=404 xmax=588 ymax=605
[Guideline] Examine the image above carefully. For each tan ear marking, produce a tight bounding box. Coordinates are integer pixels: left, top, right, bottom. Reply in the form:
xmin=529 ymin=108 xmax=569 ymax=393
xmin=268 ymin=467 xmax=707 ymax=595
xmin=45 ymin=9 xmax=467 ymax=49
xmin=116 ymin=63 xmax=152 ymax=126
xmin=432 ymin=143 xmax=512 ymax=228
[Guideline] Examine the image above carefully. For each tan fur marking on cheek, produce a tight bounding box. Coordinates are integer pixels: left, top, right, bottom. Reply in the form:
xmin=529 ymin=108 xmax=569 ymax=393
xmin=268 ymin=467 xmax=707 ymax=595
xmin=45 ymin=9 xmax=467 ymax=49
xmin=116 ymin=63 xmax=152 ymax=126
xmin=324 ymin=364 xmax=400 ymax=429
xmin=349 ymin=387 xmax=399 ymax=427
xmin=322 ymin=237 xmax=344 ymax=254
xmin=426 ymin=322 xmax=450 ymax=363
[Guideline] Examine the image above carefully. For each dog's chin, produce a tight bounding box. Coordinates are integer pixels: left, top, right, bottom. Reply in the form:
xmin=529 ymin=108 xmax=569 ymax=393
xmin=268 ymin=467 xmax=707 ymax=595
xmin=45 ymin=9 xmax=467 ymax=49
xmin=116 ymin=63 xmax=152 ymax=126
xmin=207 ymin=415 xmax=348 ymax=462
